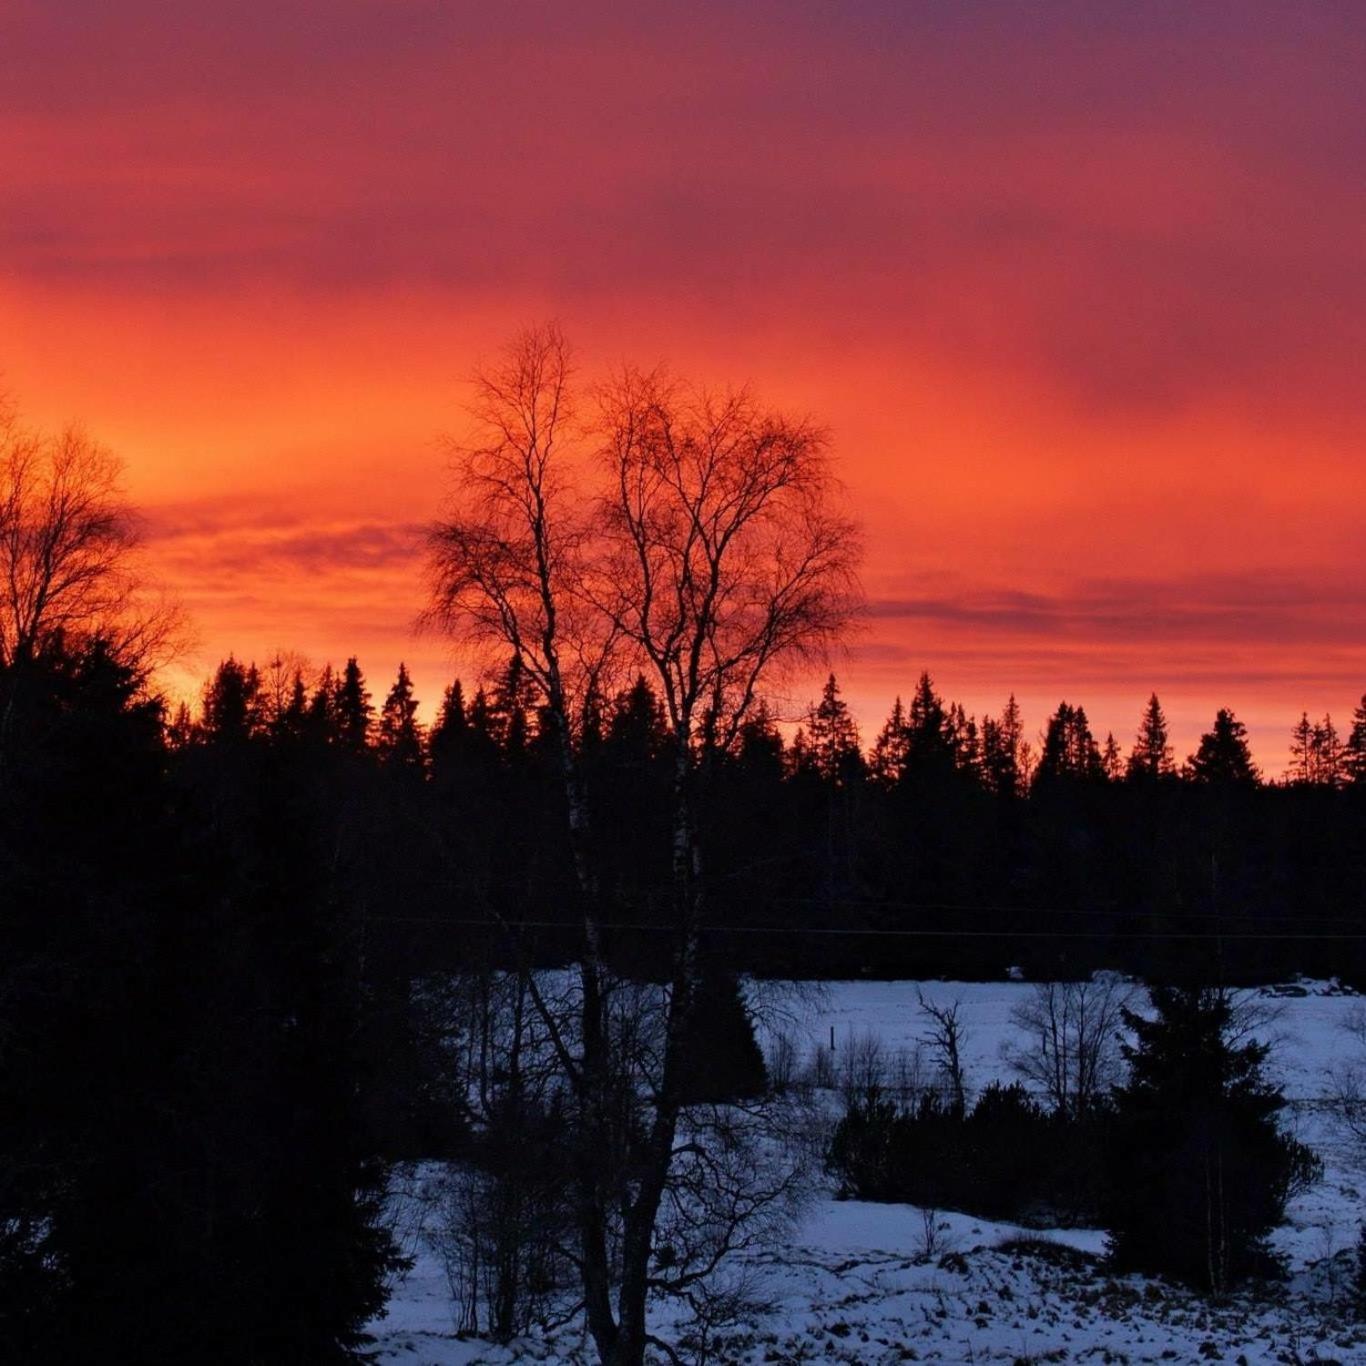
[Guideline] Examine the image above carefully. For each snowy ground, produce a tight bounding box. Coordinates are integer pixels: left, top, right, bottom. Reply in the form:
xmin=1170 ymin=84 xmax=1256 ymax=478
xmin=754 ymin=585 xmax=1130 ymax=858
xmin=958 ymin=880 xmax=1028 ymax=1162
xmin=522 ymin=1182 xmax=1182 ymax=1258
xmin=369 ymin=979 xmax=1366 ymax=1364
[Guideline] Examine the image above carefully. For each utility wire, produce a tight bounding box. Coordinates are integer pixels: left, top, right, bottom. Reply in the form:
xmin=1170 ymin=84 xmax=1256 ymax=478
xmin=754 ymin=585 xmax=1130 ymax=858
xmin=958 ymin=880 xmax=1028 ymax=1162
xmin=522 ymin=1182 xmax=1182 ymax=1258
xmin=375 ymin=914 xmax=1366 ymax=942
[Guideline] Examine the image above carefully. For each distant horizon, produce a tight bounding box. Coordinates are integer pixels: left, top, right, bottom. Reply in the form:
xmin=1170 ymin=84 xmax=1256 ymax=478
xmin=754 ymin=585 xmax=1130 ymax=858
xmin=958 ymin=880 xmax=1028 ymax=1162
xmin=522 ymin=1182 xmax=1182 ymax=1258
xmin=161 ymin=648 xmax=1356 ymax=781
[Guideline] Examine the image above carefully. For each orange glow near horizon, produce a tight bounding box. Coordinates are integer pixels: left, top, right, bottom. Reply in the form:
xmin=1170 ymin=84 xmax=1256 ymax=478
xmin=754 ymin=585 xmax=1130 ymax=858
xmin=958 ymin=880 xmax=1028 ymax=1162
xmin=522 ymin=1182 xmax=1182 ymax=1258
xmin=4 ymin=4 xmax=1364 ymax=772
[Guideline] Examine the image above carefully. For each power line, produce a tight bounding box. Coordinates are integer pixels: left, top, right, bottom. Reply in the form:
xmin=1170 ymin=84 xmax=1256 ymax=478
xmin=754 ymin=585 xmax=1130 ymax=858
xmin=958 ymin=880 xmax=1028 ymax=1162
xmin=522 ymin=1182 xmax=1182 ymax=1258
xmin=376 ymin=914 xmax=1366 ymax=943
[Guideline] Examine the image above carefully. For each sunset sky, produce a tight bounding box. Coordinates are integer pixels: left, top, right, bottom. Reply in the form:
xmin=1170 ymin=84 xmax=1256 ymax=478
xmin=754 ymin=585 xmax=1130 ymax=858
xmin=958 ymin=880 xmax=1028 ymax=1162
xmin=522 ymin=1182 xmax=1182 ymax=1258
xmin=4 ymin=1 xmax=1364 ymax=769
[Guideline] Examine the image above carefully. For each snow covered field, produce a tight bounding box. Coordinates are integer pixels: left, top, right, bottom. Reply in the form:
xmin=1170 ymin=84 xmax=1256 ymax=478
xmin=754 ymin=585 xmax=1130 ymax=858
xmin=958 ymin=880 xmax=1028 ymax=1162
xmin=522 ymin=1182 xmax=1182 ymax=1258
xmin=369 ymin=979 xmax=1366 ymax=1364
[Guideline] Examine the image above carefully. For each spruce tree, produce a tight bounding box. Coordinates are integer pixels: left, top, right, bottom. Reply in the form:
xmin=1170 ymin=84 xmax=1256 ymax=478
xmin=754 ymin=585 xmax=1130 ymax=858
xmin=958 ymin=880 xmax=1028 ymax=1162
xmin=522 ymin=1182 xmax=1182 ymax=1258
xmin=427 ymin=679 xmax=468 ymax=776
xmin=1310 ymin=714 xmax=1343 ymax=787
xmin=677 ymin=969 xmax=768 ymax=1104
xmin=1103 ymin=988 xmax=1319 ymax=1291
xmin=1127 ymin=692 xmax=1174 ymax=779
xmin=377 ymin=662 xmax=424 ymax=772
xmin=869 ymin=697 xmax=909 ymax=786
xmin=1187 ymin=709 xmax=1259 ymax=785
xmin=807 ymin=673 xmax=863 ymax=785
xmin=904 ymin=671 xmax=955 ymax=776
xmin=1035 ymin=702 xmax=1103 ymax=785
xmin=489 ymin=655 xmax=536 ymax=760
xmin=277 ymin=669 xmax=309 ymax=742
xmin=981 ymin=695 xmax=1023 ymax=797
xmin=334 ymin=657 xmax=373 ymax=753
xmin=1101 ymin=732 xmax=1123 ymax=782
xmin=308 ymin=663 xmax=340 ymax=744
xmin=1346 ymin=694 xmax=1366 ymax=787
xmin=201 ymin=656 xmax=263 ymax=742
xmin=734 ymin=701 xmax=785 ymax=782
xmin=947 ymin=702 xmax=981 ymax=779
xmin=607 ymin=675 xmax=668 ymax=763
xmin=1289 ymin=712 xmax=1316 ymax=785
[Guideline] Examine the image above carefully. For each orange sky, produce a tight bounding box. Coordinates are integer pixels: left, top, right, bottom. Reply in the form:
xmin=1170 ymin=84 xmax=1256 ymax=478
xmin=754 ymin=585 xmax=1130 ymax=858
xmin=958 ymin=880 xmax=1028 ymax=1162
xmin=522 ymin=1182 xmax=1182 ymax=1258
xmin=4 ymin=2 xmax=1364 ymax=770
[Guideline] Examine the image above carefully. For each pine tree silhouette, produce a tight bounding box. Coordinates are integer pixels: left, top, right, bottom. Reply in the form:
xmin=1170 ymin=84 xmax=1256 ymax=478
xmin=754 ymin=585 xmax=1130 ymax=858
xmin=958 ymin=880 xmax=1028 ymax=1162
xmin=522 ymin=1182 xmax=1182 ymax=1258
xmin=334 ymin=657 xmax=373 ymax=753
xmin=201 ymin=656 xmax=263 ymax=742
xmin=377 ymin=663 xmax=424 ymax=772
xmin=1127 ymin=693 xmax=1174 ymax=779
xmin=1345 ymin=694 xmax=1366 ymax=787
xmin=1187 ymin=708 xmax=1259 ymax=784
xmin=869 ymin=696 xmax=908 ymax=785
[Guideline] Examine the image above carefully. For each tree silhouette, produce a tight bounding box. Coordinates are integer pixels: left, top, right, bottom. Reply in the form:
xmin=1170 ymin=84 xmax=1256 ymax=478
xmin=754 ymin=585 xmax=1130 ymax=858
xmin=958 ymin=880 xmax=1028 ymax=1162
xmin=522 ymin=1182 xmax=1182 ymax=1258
xmin=377 ymin=662 xmax=424 ymax=772
xmin=308 ymin=663 xmax=340 ymax=744
xmin=200 ymin=655 xmax=263 ymax=742
xmin=427 ymin=678 xmax=468 ymax=776
xmin=334 ymin=657 xmax=373 ymax=753
xmin=1187 ymin=708 xmax=1259 ymax=785
xmin=807 ymin=673 xmax=863 ymax=785
xmin=980 ymin=694 xmax=1024 ymax=797
xmin=1101 ymin=731 xmax=1123 ymax=782
xmin=428 ymin=325 xmax=859 ymax=1366
xmin=1035 ymin=702 xmax=1103 ymax=785
xmin=869 ymin=696 xmax=909 ymax=786
xmin=0 ymin=405 xmax=140 ymax=668
xmin=903 ymin=671 xmax=956 ymax=779
xmin=1346 ymin=694 xmax=1366 ymax=787
xmin=1127 ymin=693 xmax=1174 ymax=779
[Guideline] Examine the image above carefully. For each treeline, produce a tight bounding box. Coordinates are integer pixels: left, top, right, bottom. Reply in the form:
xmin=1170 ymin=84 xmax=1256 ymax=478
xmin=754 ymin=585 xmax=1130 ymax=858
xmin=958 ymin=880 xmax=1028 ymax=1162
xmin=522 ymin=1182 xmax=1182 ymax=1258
xmin=175 ymin=652 xmax=1366 ymax=984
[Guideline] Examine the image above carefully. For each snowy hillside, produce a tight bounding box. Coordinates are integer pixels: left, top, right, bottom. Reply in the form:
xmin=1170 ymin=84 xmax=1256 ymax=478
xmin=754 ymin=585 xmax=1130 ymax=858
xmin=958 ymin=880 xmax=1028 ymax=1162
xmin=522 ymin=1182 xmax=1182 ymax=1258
xmin=369 ymin=979 xmax=1366 ymax=1365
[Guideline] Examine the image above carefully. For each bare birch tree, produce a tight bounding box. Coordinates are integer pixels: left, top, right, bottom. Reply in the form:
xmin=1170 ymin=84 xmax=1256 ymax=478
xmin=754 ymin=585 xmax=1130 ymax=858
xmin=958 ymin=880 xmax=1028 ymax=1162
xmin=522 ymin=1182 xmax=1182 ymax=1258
xmin=426 ymin=327 xmax=860 ymax=1366
xmin=1004 ymin=977 xmax=1133 ymax=1120
xmin=0 ymin=400 xmax=180 ymax=767
xmin=0 ymin=405 xmax=138 ymax=669
xmin=917 ymin=991 xmax=969 ymax=1116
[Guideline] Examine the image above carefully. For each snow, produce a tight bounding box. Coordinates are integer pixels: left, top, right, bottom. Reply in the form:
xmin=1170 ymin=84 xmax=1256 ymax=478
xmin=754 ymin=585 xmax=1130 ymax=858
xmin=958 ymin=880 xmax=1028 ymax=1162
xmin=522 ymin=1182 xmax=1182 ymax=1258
xmin=368 ymin=979 xmax=1366 ymax=1364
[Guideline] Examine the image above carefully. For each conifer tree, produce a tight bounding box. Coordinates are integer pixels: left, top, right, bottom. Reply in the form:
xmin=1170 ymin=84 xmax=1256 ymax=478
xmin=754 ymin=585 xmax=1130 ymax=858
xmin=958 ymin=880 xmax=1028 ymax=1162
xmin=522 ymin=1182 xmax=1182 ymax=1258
xmin=1346 ymin=694 xmax=1366 ymax=787
xmin=1127 ymin=692 xmax=1174 ymax=779
xmin=377 ymin=662 xmax=424 ymax=772
xmin=1103 ymin=988 xmax=1319 ymax=1291
xmin=608 ymin=675 xmax=668 ymax=763
xmin=468 ymin=685 xmax=495 ymax=746
xmin=201 ymin=656 xmax=263 ymax=742
xmin=1310 ymin=714 xmax=1343 ymax=787
xmin=308 ymin=663 xmax=339 ymax=744
xmin=278 ymin=670 xmax=309 ymax=741
xmin=734 ymin=700 xmax=785 ymax=781
xmin=1287 ymin=712 xmax=1342 ymax=786
xmin=1188 ymin=708 xmax=1259 ymax=784
xmin=947 ymin=702 xmax=981 ymax=779
xmin=334 ymin=657 xmax=373 ymax=753
xmin=579 ymin=682 xmax=606 ymax=759
xmin=904 ymin=670 xmax=954 ymax=775
xmin=489 ymin=655 xmax=536 ymax=760
xmin=1035 ymin=702 xmax=1102 ymax=785
xmin=869 ymin=697 xmax=908 ymax=786
xmin=981 ymin=695 xmax=1024 ymax=797
xmin=807 ymin=673 xmax=863 ymax=785
xmin=1101 ymin=732 xmax=1123 ymax=782
xmin=1288 ymin=711 xmax=1316 ymax=785
xmin=427 ymin=678 xmax=468 ymax=775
